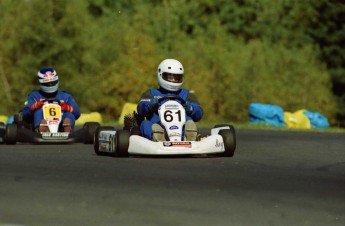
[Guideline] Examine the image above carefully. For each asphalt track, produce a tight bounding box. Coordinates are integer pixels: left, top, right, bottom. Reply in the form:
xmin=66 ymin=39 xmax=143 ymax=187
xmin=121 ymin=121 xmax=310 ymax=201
xmin=0 ymin=129 xmax=344 ymax=226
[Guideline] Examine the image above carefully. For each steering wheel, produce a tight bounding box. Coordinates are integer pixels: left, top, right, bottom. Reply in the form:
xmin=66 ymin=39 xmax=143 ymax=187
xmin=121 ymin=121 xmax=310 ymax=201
xmin=157 ymin=95 xmax=186 ymax=105
xmin=42 ymin=98 xmax=61 ymax=104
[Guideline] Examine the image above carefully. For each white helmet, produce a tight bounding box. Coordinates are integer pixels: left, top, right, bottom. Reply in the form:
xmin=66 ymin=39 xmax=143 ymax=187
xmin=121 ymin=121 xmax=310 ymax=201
xmin=157 ymin=59 xmax=184 ymax=92
xmin=37 ymin=67 xmax=59 ymax=93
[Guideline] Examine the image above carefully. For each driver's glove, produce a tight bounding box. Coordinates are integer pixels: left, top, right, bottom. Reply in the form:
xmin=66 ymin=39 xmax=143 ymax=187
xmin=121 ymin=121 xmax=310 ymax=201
xmin=60 ymin=102 xmax=74 ymax=112
xmin=29 ymin=100 xmax=44 ymax=111
xmin=183 ymin=102 xmax=193 ymax=115
xmin=148 ymin=98 xmax=159 ymax=111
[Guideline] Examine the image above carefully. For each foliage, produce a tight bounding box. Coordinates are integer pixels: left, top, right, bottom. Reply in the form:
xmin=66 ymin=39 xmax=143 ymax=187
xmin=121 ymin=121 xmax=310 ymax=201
xmin=0 ymin=0 xmax=342 ymax=126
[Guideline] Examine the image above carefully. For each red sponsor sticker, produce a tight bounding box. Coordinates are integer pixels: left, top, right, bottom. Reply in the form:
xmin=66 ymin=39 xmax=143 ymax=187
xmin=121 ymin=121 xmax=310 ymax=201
xmin=44 ymin=72 xmax=55 ymax=78
xmin=163 ymin=142 xmax=192 ymax=148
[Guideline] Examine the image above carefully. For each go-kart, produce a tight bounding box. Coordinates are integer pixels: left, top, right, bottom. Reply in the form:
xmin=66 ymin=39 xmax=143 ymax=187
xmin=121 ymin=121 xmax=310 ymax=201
xmin=94 ymin=96 xmax=236 ymax=157
xmin=2 ymin=99 xmax=99 ymax=145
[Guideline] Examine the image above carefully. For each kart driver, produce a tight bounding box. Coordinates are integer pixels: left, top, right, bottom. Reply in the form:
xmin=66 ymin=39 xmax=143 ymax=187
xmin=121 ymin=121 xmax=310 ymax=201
xmin=22 ymin=67 xmax=80 ymax=132
xmin=137 ymin=59 xmax=203 ymax=141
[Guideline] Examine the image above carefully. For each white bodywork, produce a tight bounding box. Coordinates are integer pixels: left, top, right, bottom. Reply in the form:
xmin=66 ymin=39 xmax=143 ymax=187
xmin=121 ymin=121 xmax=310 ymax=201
xmin=158 ymin=100 xmax=186 ymax=142
xmin=40 ymin=100 xmax=69 ymax=139
xmin=128 ymin=134 xmax=225 ymax=155
xmin=42 ymin=103 xmax=62 ymax=133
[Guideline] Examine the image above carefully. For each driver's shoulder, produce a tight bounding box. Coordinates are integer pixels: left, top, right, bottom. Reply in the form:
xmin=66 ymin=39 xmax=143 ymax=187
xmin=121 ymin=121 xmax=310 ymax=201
xmin=57 ymin=90 xmax=75 ymax=98
xmin=27 ymin=90 xmax=40 ymax=95
xmin=58 ymin=90 xmax=70 ymax=95
xmin=27 ymin=90 xmax=44 ymax=99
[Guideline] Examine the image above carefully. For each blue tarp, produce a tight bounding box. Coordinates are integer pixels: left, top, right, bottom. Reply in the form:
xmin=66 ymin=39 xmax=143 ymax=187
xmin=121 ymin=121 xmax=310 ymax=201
xmin=248 ymin=102 xmax=330 ymax=128
xmin=303 ymin=111 xmax=330 ymax=128
xmin=5 ymin=115 xmax=14 ymax=125
xmin=248 ymin=103 xmax=285 ymax=127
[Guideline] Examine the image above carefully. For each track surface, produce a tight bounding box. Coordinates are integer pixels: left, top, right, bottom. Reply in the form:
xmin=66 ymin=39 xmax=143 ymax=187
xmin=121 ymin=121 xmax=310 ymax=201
xmin=0 ymin=129 xmax=344 ymax=226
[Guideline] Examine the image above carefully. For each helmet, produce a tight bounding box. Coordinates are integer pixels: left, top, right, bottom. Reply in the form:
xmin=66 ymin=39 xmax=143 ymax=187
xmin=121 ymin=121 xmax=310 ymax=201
xmin=157 ymin=59 xmax=184 ymax=92
xmin=37 ymin=67 xmax=59 ymax=93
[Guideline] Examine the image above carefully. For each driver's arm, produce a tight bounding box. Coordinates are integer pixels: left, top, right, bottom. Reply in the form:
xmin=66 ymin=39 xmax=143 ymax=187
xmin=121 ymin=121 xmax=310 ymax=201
xmin=22 ymin=92 xmax=41 ymax=121
xmin=186 ymin=93 xmax=203 ymax=122
xmin=65 ymin=96 xmax=81 ymax=120
xmin=137 ymin=89 xmax=154 ymax=118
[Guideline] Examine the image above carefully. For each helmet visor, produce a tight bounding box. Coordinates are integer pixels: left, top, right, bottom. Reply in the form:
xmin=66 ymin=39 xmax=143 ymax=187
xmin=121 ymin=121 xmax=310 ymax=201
xmin=41 ymin=80 xmax=59 ymax=87
xmin=162 ymin=72 xmax=183 ymax=83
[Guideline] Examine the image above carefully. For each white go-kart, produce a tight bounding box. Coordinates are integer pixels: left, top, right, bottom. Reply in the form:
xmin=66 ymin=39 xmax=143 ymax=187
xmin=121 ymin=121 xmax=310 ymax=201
xmin=3 ymin=98 xmax=99 ymax=144
xmin=94 ymin=96 xmax=236 ymax=157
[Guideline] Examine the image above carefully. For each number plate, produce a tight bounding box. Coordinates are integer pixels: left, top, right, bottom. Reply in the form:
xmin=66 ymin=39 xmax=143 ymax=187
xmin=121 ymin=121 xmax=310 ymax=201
xmin=43 ymin=105 xmax=61 ymax=119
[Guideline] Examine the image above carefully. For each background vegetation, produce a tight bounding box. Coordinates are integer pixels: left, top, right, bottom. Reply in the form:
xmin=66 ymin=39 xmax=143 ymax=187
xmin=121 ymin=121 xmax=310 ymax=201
xmin=0 ymin=0 xmax=344 ymax=126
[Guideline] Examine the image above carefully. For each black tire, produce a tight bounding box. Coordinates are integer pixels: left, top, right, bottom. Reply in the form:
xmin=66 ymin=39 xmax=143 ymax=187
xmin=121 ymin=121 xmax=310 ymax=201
xmin=214 ymin=124 xmax=231 ymax=128
xmin=218 ymin=125 xmax=236 ymax=157
xmin=115 ymin=130 xmax=130 ymax=157
xmin=0 ymin=122 xmax=5 ymax=144
xmin=5 ymin=124 xmax=17 ymax=145
xmin=84 ymin=122 xmax=100 ymax=144
xmin=94 ymin=126 xmax=116 ymax=156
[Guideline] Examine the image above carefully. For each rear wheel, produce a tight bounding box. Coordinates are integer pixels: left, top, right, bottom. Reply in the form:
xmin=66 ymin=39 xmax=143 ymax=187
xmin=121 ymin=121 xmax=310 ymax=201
xmin=84 ymin=122 xmax=100 ymax=144
xmin=0 ymin=122 xmax=5 ymax=144
xmin=218 ymin=125 xmax=236 ymax=157
xmin=214 ymin=124 xmax=231 ymax=128
xmin=5 ymin=124 xmax=17 ymax=145
xmin=94 ymin=126 xmax=116 ymax=156
xmin=115 ymin=130 xmax=130 ymax=157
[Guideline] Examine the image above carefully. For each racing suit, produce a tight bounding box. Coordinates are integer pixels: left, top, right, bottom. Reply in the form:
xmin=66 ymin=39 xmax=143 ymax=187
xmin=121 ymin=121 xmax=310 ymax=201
xmin=137 ymin=87 xmax=203 ymax=140
xmin=22 ymin=90 xmax=81 ymax=130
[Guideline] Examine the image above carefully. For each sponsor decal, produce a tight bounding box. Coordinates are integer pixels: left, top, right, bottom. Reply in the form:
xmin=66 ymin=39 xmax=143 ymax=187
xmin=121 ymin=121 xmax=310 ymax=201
xmin=99 ymin=131 xmax=116 ymax=141
xmin=164 ymin=104 xmax=179 ymax=110
xmin=100 ymin=143 xmax=107 ymax=151
xmin=40 ymin=77 xmax=57 ymax=83
xmin=163 ymin=141 xmax=192 ymax=148
xmin=169 ymin=132 xmax=182 ymax=137
xmin=41 ymin=132 xmax=69 ymax=137
xmin=44 ymin=72 xmax=55 ymax=78
xmin=215 ymin=139 xmax=224 ymax=149
xmin=169 ymin=125 xmax=179 ymax=130
xmin=48 ymin=119 xmax=60 ymax=124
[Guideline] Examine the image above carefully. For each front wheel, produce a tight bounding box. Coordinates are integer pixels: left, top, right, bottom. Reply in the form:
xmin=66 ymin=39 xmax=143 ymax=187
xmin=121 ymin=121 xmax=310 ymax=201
xmin=219 ymin=126 xmax=236 ymax=157
xmin=5 ymin=124 xmax=17 ymax=145
xmin=0 ymin=122 xmax=5 ymax=144
xmin=115 ymin=130 xmax=130 ymax=157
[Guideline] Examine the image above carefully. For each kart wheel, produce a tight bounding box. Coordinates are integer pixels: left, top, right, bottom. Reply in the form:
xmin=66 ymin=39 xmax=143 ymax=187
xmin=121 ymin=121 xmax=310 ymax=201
xmin=84 ymin=122 xmax=100 ymax=144
xmin=214 ymin=124 xmax=231 ymax=128
xmin=219 ymin=126 xmax=236 ymax=157
xmin=94 ymin=126 xmax=116 ymax=156
xmin=115 ymin=130 xmax=130 ymax=157
xmin=0 ymin=122 xmax=5 ymax=144
xmin=5 ymin=124 xmax=17 ymax=145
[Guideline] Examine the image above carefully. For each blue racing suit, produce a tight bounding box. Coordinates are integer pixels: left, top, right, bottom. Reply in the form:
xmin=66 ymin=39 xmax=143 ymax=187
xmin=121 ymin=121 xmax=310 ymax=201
xmin=137 ymin=87 xmax=203 ymax=140
xmin=22 ymin=90 xmax=81 ymax=130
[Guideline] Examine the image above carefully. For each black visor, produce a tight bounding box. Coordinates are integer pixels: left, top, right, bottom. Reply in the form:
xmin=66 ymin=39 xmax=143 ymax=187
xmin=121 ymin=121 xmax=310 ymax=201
xmin=41 ymin=80 xmax=59 ymax=87
xmin=162 ymin=72 xmax=183 ymax=83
